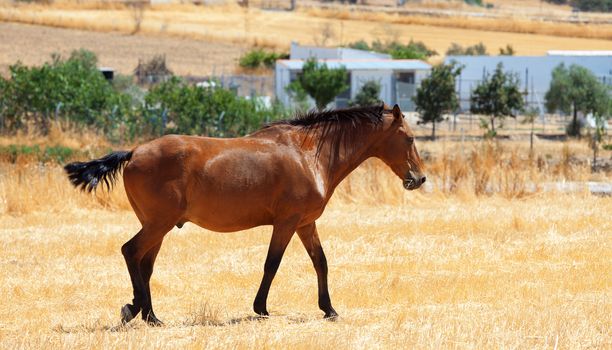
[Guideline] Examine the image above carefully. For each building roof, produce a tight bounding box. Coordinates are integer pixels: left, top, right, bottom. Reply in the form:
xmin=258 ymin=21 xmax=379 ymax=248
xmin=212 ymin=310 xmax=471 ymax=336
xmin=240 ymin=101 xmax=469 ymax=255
xmin=277 ymin=59 xmax=431 ymax=71
xmin=547 ymin=50 xmax=612 ymax=56
xmin=290 ymin=43 xmax=391 ymax=60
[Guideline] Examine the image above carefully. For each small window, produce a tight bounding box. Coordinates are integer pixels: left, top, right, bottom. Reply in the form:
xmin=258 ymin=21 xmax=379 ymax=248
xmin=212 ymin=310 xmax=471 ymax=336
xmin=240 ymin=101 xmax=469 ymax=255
xmin=397 ymin=72 xmax=415 ymax=84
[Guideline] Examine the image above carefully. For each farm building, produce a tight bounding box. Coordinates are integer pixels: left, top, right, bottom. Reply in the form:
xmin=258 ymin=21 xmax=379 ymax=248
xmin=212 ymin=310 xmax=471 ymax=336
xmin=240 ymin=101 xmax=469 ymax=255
xmin=444 ymin=51 xmax=612 ymax=112
xmin=275 ymin=42 xmax=431 ymax=110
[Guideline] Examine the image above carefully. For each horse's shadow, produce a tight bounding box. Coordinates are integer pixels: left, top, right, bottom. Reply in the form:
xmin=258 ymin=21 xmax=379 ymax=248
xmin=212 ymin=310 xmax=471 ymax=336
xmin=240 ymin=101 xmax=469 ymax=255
xmin=53 ymin=314 xmax=313 ymax=333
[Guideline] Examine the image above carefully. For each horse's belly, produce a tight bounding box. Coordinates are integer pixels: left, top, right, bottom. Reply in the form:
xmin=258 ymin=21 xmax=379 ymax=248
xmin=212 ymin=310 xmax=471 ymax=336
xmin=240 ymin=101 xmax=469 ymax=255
xmin=185 ymin=196 xmax=273 ymax=232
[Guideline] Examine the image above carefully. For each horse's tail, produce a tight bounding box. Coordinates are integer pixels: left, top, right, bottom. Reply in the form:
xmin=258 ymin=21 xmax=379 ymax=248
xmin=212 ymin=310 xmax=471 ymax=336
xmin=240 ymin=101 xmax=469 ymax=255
xmin=64 ymin=151 xmax=133 ymax=192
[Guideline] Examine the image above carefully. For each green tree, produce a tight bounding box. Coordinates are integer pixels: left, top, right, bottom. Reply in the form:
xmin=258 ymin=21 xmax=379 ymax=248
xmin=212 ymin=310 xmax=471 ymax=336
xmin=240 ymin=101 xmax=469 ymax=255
xmin=545 ymin=63 xmax=610 ymax=137
xmin=413 ymin=62 xmax=463 ymax=139
xmin=350 ymin=80 xmax=381 ymax=107
xmin=470 ymin=63 xmax=524 ymax=137
xmin=287 ymin=58 xmax=349 ymax=109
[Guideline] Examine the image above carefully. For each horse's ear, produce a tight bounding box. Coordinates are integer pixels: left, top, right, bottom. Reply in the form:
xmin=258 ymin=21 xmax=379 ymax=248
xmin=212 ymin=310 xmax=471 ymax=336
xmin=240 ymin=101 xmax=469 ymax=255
xmin=392 ymin=104 xmax=402 ymax=121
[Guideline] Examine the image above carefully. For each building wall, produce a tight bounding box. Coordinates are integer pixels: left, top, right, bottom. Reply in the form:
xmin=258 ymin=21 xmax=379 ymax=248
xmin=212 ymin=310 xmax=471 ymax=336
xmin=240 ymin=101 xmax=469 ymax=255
xmin=275 ymin=63 xmax=427 ymax=110
xmin=445 ymin=56 xmax=612 ymax=111
xmin=351 ymin=70 xmax=393 ymax=104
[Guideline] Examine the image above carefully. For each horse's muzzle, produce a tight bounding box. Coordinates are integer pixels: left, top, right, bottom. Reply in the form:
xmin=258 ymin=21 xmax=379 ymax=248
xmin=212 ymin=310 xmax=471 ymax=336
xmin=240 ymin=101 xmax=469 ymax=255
xmin=403 ymin=173 xmax=426 ymax=190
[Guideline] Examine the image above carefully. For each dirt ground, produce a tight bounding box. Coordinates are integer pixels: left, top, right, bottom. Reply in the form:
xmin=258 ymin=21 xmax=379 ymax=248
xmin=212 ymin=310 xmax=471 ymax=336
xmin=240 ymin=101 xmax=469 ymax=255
xmin=0 ymin=22 xmax=244 ymax=77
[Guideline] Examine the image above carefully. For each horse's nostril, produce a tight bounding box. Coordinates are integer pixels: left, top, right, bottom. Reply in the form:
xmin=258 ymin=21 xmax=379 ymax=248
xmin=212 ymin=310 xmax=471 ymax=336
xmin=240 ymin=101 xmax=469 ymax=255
xmin=421 ymin=176 xmax=426 ymax=183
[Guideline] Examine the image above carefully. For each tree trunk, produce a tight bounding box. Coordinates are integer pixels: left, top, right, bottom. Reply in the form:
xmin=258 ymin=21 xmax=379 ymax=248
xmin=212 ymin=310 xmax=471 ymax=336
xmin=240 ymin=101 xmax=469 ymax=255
xmin=432 ymin=121 xmax=436 ymax=140
xmin=530 ymin=119 xmax=534 ymax=154
xmin=573 ymin=102 xmax=580 ymax=139
xmin=490 ymin=116 xmax=495 ymax=134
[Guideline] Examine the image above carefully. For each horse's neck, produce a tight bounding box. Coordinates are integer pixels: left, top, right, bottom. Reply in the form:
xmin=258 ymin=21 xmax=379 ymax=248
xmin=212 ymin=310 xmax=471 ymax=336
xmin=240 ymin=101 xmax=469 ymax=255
xmin=313 ymin=126 xmax=379 ymax=198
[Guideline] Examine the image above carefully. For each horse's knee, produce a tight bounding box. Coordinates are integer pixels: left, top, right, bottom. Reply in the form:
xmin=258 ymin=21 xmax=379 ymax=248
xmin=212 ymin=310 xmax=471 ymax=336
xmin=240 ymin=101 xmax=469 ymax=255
xmin=121 ymin=241 xmax=135 ymax=260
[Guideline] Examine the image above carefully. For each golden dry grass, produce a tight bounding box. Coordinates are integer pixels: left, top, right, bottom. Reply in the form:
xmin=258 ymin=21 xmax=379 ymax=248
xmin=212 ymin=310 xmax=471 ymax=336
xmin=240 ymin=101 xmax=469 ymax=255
xmin=1 ymin=3 xmax=611 ymax=60
xmin=0 ymin=133 xmax=610 ymax=348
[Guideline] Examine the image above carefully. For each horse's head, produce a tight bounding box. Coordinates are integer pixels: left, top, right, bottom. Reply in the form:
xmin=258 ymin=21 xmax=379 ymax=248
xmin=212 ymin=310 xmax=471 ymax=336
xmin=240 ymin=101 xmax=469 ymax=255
xmin=373 ymin=104 xmax=426 ymax=191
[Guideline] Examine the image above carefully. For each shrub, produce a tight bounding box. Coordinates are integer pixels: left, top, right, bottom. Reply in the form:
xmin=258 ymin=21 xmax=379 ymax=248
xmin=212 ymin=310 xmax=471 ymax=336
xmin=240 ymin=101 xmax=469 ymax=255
xmin=0 ymin=49 xmax=130 ymax=134
xmin=571 ymin=0 xmax=611 ymax=12
xmin=142 ymin=77 xmax=286 ymax=137
xmin=446 ymin=42 xmax=488 ymax=56
xmin=239 ymin=49 xmax=289 ymax=70
xmin=347 ymin=39 xmax=437 ymax=60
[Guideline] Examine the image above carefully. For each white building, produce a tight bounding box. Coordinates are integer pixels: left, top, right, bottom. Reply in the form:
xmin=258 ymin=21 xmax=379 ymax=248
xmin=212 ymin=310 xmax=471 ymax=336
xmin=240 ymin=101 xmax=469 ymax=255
xmin=444 ymin=52 xmax=612 ymax=111
xmin=275 ymin=43 xmax=431 ymax=110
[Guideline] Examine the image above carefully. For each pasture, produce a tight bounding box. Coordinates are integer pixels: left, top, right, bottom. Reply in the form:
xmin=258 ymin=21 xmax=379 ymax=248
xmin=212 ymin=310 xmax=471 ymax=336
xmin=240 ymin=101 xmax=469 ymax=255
xmin=1 ymin=3 xmax=612 ymax=78
xmin=0 ymin=133 xmax=610 ymax=348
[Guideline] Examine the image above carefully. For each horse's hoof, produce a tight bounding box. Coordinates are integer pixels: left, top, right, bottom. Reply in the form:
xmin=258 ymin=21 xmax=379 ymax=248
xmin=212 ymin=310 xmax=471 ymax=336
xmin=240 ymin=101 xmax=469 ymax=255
xmin=324 ymin=311 xmax=339 ymax=321
xmin=254 ymin=308 xmax=269 ymax=317
xmin=120 ymin=304 xmax=135 ymax=324
xmin=146 ymin=316 xmax=164 ymax=327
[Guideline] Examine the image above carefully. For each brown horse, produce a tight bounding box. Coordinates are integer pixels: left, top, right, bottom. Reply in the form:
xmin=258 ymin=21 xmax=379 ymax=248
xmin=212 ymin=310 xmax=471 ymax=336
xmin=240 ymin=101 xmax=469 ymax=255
xmin=64 ymin=103 xmax=425 ymax=325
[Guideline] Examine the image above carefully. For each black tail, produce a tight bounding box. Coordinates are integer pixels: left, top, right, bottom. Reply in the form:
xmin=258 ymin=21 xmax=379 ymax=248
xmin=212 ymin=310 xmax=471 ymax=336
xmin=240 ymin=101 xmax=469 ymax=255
xmin=64 ymin=151 xmax=132 ymax=192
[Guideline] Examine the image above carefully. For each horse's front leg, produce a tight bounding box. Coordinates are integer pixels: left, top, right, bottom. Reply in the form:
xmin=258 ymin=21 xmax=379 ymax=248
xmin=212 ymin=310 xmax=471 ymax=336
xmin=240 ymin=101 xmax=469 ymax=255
xmin=253 ymin=218 xmax=299 ymax=316
xmin=296 ymin=221 xmax=338 ymax=319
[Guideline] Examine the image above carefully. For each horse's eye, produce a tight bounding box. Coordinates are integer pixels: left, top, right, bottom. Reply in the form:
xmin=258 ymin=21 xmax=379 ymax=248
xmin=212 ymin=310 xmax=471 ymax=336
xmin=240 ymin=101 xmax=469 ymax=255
xmin=406 ymin=137 xmax=414 ymax=144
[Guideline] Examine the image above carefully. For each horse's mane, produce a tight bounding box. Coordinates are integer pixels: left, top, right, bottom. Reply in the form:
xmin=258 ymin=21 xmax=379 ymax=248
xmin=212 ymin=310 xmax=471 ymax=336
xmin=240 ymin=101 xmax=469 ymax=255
xmin=264 ymin=103 xmax=386 ymax=164
xmin=266 ymin=103 xmax=385 ymax=129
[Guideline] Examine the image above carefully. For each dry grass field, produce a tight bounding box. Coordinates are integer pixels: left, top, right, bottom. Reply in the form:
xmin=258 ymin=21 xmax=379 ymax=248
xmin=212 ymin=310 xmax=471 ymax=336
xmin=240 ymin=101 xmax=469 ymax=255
xmin=0 ymin=130 xmax=610 ymax=348
xmin=0 ymin=21 xmax=243 ymax=77
xmin=0 ymin=3 xmax=611 ymax=72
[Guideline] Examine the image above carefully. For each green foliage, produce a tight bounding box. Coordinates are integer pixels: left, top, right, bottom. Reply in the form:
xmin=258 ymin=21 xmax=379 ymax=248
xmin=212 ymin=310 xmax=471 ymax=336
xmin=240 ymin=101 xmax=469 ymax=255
xmin=499 ymin=44 xmax=515 ymax=56
xmin=0 ymin=144 xmax=76 ymax=163
xmin=0 ymin=50 xmax=288 ymax=142
xmin=544 ymin=0 xmax=611 ymax=11
xmin=288 ymin=58 xmax=349 ymax=109
xmin=446 ymin=42 xmax=488 ymax=56
xmin=414 ymin=62 xmax=463 ymax=139
xmin=545 ymin=63 xmax=610 ymax=137
xmin=143 ymin=77 xmax=285 ymax=137
xmin=572 ymin=0 xmax=611 ymax=12
xmin=0 ymin=49 xmax=130 ymax=134
xmin=470 ymin=63 xmax=524 ymax=135
xmin=347 ymin=39 xmax=437 ymax=60
xmin=239 ymin=49 xmax=289 ymax=70
xmin=464 ymin=0 xmax=483 ymax=6
xmin=350 ymin=80 xmax=381 ymax=107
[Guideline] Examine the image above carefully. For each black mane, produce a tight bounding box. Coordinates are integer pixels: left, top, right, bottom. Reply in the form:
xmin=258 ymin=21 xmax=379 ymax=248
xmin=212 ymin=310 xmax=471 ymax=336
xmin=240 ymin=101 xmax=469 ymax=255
xmin=268 ymin=103 xmax=385 ymax=129
xmin=265 ymin=103 xmax=386 ymax=165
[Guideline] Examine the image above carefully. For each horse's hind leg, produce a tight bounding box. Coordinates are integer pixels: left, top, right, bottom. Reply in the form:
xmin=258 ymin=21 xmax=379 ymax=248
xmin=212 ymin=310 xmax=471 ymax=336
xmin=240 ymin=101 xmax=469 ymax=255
xmin=139 ymin=241 xmax=164 ymax=325
xmin=120 ymin=224 xmax=171 ymax=325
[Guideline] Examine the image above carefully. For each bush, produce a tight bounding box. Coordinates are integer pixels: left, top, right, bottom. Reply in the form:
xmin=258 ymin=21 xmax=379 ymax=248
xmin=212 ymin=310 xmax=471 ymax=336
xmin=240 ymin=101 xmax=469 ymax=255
xmin=572 ymin=0 xmax=611 ymax=12
xmin=446 ymin=42 xmax=488 ymax=56
xmin=239 ymin=49 xmax=289 ymax=70
xmin=142 ymin=77 xmax=286 ymax=137
xmin=0 ymin=49 xmax=130 ymax=134
xmin=347 ymin=39 xmax=437 ymax=60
